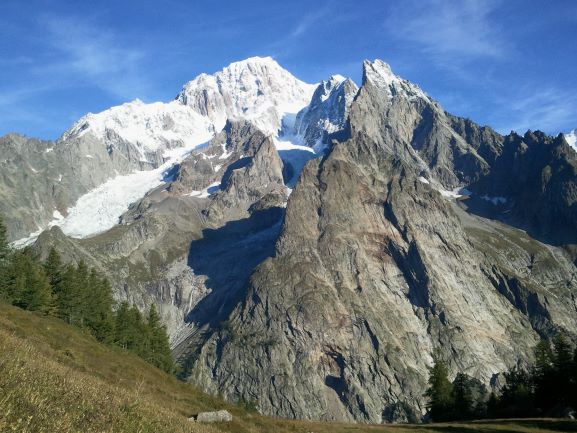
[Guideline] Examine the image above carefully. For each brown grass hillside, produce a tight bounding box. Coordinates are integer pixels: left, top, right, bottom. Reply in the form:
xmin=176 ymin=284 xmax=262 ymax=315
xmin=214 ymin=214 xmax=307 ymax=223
xmin=0 ymin=302 xmax=575 ymax=433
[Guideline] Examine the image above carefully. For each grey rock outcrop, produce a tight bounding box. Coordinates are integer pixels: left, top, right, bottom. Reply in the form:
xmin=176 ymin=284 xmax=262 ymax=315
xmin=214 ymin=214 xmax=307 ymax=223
xmin=0 ymin=132 xmax=153 ymax=241
xmin=466 ymin=130 xmax=577 ymax=245
xmin=293 ymin=75 xmax=358 ymax=152
xmin=192 ymin=410 xmax=233 ymax=423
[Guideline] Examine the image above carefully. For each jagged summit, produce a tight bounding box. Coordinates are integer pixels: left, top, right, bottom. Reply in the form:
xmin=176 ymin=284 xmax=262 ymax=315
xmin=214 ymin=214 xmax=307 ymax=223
xmin=362 ymin=59 xmax=430 ymax=102
xmin=293 ymin=73 xmax=358 ymax=151
xmin=176 ymin=56 xmax=317 ymax=134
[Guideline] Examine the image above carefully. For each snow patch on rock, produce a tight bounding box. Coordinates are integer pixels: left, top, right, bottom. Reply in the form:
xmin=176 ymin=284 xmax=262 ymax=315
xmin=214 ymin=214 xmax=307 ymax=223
xmin=564 ymin=129 xmax=577 ymax=151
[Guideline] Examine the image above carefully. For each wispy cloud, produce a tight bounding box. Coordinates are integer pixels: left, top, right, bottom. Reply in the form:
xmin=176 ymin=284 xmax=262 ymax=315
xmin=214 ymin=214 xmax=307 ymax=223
xmin=386 ymin=0 xmax=506 ymax=68
xmin=493 ymin=88 xmax=577 ymax=134
xmin=289 ymin=10 xmax=328 ymax=38
xmin=0 ymin=14 xmax=154 ymax=138
xmin=38 ymin=15 xmax=150 ymax=99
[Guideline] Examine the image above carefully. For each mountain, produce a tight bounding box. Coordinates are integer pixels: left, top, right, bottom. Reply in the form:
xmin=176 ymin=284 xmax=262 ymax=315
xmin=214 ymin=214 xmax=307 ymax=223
xmin=176 ymin=56 xmax=316 ymax=134
xmin=1 ymin=57 xmax=315 ymax=244
xmin=175 ymin=60 xmax=577 ymax=422
xmin=2 ymin=57 xmax=577 ymax=424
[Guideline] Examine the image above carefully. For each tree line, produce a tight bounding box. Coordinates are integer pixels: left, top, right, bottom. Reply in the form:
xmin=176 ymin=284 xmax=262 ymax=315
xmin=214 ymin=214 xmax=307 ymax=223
xmin=426 ymin=335 xmax=577 ymax=421
xmin=0 ymin=216 xmax=174 ymax=373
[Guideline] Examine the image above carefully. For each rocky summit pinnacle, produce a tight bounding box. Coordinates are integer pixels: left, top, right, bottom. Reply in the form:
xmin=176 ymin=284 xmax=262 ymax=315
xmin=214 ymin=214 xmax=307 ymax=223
xmin=1 ymin=56 xmax=576 ymax=425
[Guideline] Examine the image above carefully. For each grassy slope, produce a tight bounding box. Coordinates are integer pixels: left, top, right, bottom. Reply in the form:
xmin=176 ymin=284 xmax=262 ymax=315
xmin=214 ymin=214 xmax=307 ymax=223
xmin=0 ymin=303 xmax=575 ymax=433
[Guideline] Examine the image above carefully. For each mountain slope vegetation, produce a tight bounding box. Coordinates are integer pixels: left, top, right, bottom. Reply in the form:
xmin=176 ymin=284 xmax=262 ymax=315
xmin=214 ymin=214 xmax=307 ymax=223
xmin=2 ymin=302 xmax=575 ymax=433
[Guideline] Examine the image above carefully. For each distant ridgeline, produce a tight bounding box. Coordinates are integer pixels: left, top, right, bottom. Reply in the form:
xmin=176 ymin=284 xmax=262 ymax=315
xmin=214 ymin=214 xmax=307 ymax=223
xmin=0 ymin=215 xmax=174 ymax=374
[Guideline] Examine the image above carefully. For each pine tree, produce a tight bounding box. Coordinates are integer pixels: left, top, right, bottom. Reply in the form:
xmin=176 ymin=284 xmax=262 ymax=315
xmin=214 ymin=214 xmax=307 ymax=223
xmin=113 ymin=302 xmax=147 ymax=354
xmin=85 ymin=269 xmax=114 ymax=343
xmin=499 ymin=366 xmax=533 ymax=417
xmin=113 ymin=301 xmax=132 ymax=349
xmin=0 ymin=215 xmax=9 ymax=262
xmin=128 ymin=305 xmax=148 ymax=355
xmin=145 ymin=304 xmax=174 ymax=373
xmin=452 ymin=373 xmax=475 ymax=420
xmin=44 ymin=248 xmax=63 ymax=292
xmin=56 ymin=264 xmax=81 ymax=325
xmin=425 ymin=352 xmax=455 ymax=421
xmin=533 ymin=339 xmax=554 ymax=411
xmin=0 ymin=215 xmax=11 ymax=299
xmin=552 ymin=334 xmax=573 ymax=406
xmin=75 ymin=261 xmax=90 ymax=327
xmin=486 ymin=392 xmax=499 ymax=418
xmin=3 ymin=250 xmax=53 ymax=312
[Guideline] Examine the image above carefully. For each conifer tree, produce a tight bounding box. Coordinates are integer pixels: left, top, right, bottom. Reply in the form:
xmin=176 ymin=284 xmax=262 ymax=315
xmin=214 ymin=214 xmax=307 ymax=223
xmin=452 ymin=373 xmax=474 ymax=420
xmin=3 ymin=250 xmax=53 ymax=312
xmin=146 ymin=304 xmax=174 ymax=373
xmin=75 ymin=260 xmax=90 ymax=327
xmin=44 ymin=248 xmax=63 ymax=291
xmin=114 ymin=301 xmax=132 ymax=349
xmin=56 ymin=264 xmax=82 ymax=325
xmin=85 ymin=269 xmax=114 ymax=342
xmin=533 ymin=339 xmax=554 ymax=410
xmin=552 ymin=334 xmax=573 ymax=405
xmin=0 ymin=216 xmax=11 ymax=298
xmin=128 ymin=304 xmax=149 ymax=355
xmin=0 ymin=215 xmax=9 ymax=263
xmin=425 ymin=352 xmax=455 ymax=421
xmin=498 ymin=366 xmax=534 ymax=417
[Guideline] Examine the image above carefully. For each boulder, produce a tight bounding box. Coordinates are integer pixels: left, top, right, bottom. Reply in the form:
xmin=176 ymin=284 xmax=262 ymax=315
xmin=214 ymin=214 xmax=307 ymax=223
xmin=193 ymin=409 xmax=233 ymax=423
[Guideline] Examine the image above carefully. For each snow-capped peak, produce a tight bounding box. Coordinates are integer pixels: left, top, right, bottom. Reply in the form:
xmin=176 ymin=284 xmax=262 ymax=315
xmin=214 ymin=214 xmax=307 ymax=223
xmin=363 ymin=59 xmax=430 ymax=102
xmin=328 ymin=74 xmax=347 ymax=84
xmin=292 ymin=73 xmax=358 ymax=151
xmin=61 ymin=99 xmax=213 ymax=156
xmin=564 ymin=129 xmax=577 ymax=152
xmin=176 ymin=56 xmax=317 ymax=134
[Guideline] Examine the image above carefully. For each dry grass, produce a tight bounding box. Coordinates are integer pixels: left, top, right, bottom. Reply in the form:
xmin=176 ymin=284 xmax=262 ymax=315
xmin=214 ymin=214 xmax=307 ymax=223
xmin=0 ymin=303 xmax=575 ymax=433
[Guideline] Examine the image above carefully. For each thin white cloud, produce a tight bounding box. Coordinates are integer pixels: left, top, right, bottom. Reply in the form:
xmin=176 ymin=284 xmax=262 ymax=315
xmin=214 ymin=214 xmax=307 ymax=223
xmin=38 ymin=15 xmax=150 ymax=100
xmin=0 ymin=15 xmax=154 ymax=138
xmin=290 ymin=10 xmax=327 ymax=38
xmin=386 ymin=0 xmax=506 ymax=65
xmin=493 ymin=88 xmax=577 ymax=134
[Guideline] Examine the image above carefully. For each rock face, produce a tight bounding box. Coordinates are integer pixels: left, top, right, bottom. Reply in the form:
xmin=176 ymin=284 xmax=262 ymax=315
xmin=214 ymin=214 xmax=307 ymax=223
xmin=293 ymin=75 xmax=358 ymax=151
xmin=179 ymin=60 xmax=577 ymax=423
xmin=467 ymin=130 xmax=577 ymax=245
xmin=33 ymin=119 xmax=289 ymax=342
xmin=0 ymin=132 xmax=152 ymax=241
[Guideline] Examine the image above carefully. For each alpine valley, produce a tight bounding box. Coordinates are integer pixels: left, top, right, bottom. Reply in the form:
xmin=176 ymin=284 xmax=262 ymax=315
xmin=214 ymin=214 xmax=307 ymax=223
xmin=2 ymin=56 xmax=577 ymax=423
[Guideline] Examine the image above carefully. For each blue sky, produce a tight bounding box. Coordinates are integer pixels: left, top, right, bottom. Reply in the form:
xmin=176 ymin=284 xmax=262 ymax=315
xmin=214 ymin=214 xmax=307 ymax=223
xmin=1 ymin=0 xmax=576 ymax=139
